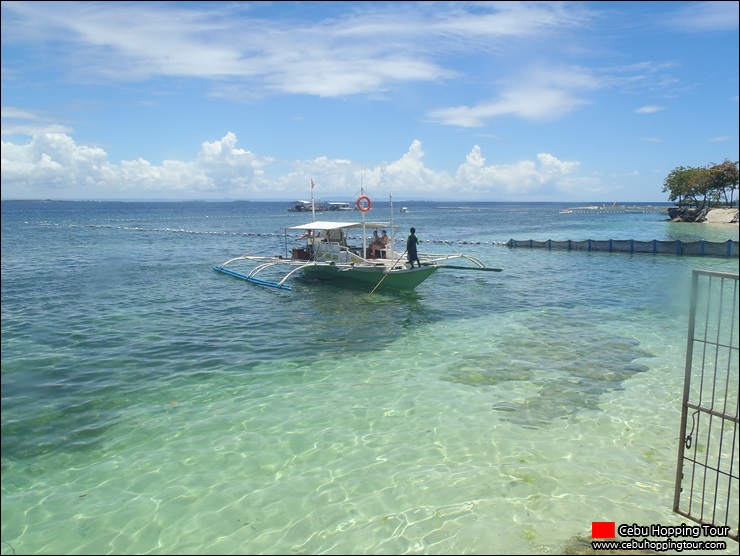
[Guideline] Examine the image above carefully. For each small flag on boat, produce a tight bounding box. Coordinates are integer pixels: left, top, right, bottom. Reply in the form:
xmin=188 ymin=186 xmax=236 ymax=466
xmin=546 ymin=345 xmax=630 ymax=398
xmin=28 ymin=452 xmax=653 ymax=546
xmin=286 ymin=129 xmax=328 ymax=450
xmin=311 ymin=179 xmax=315 ymax=189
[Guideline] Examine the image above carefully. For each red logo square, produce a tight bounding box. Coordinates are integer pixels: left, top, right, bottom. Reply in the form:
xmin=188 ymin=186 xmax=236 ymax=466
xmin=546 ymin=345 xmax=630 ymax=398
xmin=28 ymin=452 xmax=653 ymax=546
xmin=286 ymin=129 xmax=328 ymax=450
xmin=592 ymin=521 xmax=616 ymax=538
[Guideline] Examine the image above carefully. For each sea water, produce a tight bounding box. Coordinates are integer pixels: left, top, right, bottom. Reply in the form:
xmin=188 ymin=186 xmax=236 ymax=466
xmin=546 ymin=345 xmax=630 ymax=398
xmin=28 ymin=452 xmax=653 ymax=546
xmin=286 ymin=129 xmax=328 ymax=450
xmin=1 ymin=200 xmax=738 ymax=555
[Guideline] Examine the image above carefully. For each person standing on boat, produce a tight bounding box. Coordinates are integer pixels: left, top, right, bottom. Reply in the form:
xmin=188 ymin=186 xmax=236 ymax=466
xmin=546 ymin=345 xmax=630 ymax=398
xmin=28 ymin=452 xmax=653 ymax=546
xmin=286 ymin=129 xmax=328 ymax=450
xmin=407 ymin=227 xmax=421 ymax=268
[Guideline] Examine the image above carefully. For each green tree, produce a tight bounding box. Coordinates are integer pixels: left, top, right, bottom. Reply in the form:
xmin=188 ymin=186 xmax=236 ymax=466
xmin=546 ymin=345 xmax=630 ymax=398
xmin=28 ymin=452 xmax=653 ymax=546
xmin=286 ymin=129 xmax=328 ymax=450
xmin=663 ymin=160 xmax=739 ymax=208
xmin=706 ymin=159 xmax=739 ymax=207
xmin=662 ymin=166 xmax=704 ymax=207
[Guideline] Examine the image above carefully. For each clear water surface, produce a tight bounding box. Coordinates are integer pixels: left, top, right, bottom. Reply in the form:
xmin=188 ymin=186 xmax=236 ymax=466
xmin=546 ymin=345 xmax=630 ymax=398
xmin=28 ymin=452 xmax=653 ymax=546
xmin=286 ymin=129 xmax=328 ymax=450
xmin=2 ymin=200 xmax=738 ymax=555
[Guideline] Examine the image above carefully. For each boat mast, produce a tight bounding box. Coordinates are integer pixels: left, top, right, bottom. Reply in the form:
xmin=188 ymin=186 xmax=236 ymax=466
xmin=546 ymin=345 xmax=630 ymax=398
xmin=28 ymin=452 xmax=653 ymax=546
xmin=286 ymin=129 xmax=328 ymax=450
xmin=389 ymin=193 xmax=394 ymax=257
xmin=310 ymin=178 xmax=316 ymax=222
xmin=359 ymin=168 xmax=368 ymax=258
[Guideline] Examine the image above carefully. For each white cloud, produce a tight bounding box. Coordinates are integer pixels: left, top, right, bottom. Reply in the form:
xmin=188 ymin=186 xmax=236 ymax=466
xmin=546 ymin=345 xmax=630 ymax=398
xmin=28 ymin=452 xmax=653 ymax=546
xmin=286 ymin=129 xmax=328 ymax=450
xmin=1 ymin=134 xmax=110 ymax=189
xmin=635 ymin=105 xmax=666 ymax=114
xmin=427 ymin=66 xmax=601 ymax=127
xmin=0 ymin=1 xmax=594 ymax=98
xmin=1 ymin=122 xmax=75 ymax=137
xmin=1 ymin=133 xmax=593 ymax=201
xmin=0 ymin=132 xmax=274 ymax=199
xmin=1 ymin=106 xmax=75 ymax=137
xmin=452 ymin=146 xmax=580 ymax=196
xmin=380 ymin=140 xmax=440 ymax=189
xmin=667 ymin=1 xmax=739 ymax=32
xmin=2 ymin=106 xmax=47 ymax=120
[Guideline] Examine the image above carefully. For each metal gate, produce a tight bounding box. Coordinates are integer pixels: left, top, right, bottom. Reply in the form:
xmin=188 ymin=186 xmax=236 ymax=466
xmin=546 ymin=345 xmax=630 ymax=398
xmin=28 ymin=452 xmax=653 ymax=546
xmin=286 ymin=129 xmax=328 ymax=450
xmin=674 ymin=269 xmax=739 ymax=542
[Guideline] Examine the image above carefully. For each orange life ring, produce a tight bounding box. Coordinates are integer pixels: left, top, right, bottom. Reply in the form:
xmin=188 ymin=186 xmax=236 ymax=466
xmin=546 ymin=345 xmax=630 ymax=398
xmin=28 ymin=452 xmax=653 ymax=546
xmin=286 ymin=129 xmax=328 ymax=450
xmin=356 ymin=195 xmax=372 ymax=212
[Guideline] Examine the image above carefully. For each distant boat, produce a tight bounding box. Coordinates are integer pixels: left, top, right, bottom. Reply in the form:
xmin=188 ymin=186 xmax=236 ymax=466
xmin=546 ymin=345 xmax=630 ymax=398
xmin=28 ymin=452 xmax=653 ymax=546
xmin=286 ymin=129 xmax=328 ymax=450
xmin=288 ymin=200 xmax=330 ymax=212
xmin=326 ymin=201 xmax=354 ymax=211
xmin=399 ymin=206 xmax=409 ymax=213
xmin=289 ymin=179 xmax=353 ymax=212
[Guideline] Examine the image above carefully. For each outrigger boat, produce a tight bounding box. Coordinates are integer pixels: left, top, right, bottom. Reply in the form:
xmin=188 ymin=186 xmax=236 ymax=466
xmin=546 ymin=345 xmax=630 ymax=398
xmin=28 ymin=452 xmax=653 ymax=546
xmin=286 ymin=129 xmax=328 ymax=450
xmin=214 ymin=192 xmax=502 ymax=292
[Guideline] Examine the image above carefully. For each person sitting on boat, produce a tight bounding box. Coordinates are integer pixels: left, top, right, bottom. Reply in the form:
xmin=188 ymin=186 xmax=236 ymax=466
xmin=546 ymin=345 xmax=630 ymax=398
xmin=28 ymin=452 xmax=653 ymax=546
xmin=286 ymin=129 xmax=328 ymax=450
xmin=368 ymin=230 xmax=383 ymax=257
xmin=374 ymin=230 xmax=389 ymax=257
xmin=380 ymin=230 xmax=389 ymax=248
xmin=296 ymin=230 xmax=314 ymax=240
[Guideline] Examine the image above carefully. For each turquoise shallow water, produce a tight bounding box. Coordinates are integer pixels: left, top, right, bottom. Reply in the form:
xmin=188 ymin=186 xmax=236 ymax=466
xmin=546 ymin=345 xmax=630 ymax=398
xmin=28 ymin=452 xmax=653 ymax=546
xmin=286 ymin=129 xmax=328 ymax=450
xmin=1 ymin=201 xmax=738 ymax=555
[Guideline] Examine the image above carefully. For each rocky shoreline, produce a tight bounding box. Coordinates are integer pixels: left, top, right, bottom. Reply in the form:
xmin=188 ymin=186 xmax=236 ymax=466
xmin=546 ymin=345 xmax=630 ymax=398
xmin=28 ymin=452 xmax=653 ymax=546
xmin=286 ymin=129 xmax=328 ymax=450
xmin=667 ymin=207 xmax=739 ymax=224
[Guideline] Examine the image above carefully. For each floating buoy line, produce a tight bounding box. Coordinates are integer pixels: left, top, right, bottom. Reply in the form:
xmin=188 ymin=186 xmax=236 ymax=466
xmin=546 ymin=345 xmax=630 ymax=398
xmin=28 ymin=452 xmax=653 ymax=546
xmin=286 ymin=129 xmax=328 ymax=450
xmin=35 ymin=220 xmax=732 ymax=257
xmin=28 ymin=220 xmax=514 ymax=244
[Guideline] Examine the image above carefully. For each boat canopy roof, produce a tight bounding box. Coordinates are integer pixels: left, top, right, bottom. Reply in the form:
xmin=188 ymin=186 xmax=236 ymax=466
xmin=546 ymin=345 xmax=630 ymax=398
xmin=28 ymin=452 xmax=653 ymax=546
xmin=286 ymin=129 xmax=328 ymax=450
xmin=289 ymin=221 xmax=391 ymax=231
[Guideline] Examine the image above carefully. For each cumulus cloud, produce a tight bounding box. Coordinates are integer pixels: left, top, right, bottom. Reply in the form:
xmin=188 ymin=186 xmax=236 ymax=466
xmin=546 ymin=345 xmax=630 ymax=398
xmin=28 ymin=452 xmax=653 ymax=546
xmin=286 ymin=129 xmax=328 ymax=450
xmin=453 ymin=146 xmax=580 ymax=196
xmin=377 ymin=140 xmax=442 ymax=191
xmin=1 ymin=133 xmax=590 ymax=201
xmin=1 ymin=132 xmax=274 ymax=199
xmin=1 ymin=134 xmax=111 ymax=189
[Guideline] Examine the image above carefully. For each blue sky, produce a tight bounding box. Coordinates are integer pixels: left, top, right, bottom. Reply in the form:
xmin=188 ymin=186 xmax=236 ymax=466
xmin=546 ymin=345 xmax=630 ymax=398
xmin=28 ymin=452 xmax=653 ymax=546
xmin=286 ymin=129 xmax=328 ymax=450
xmin=1 ymin=1 xmax=738 ymax=202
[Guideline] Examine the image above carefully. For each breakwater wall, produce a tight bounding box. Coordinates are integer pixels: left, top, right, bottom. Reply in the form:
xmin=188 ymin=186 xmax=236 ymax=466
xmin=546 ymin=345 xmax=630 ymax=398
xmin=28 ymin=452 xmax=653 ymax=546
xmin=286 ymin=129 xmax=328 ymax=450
xmin=506 ymin=239 xmax=738 ymax=258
